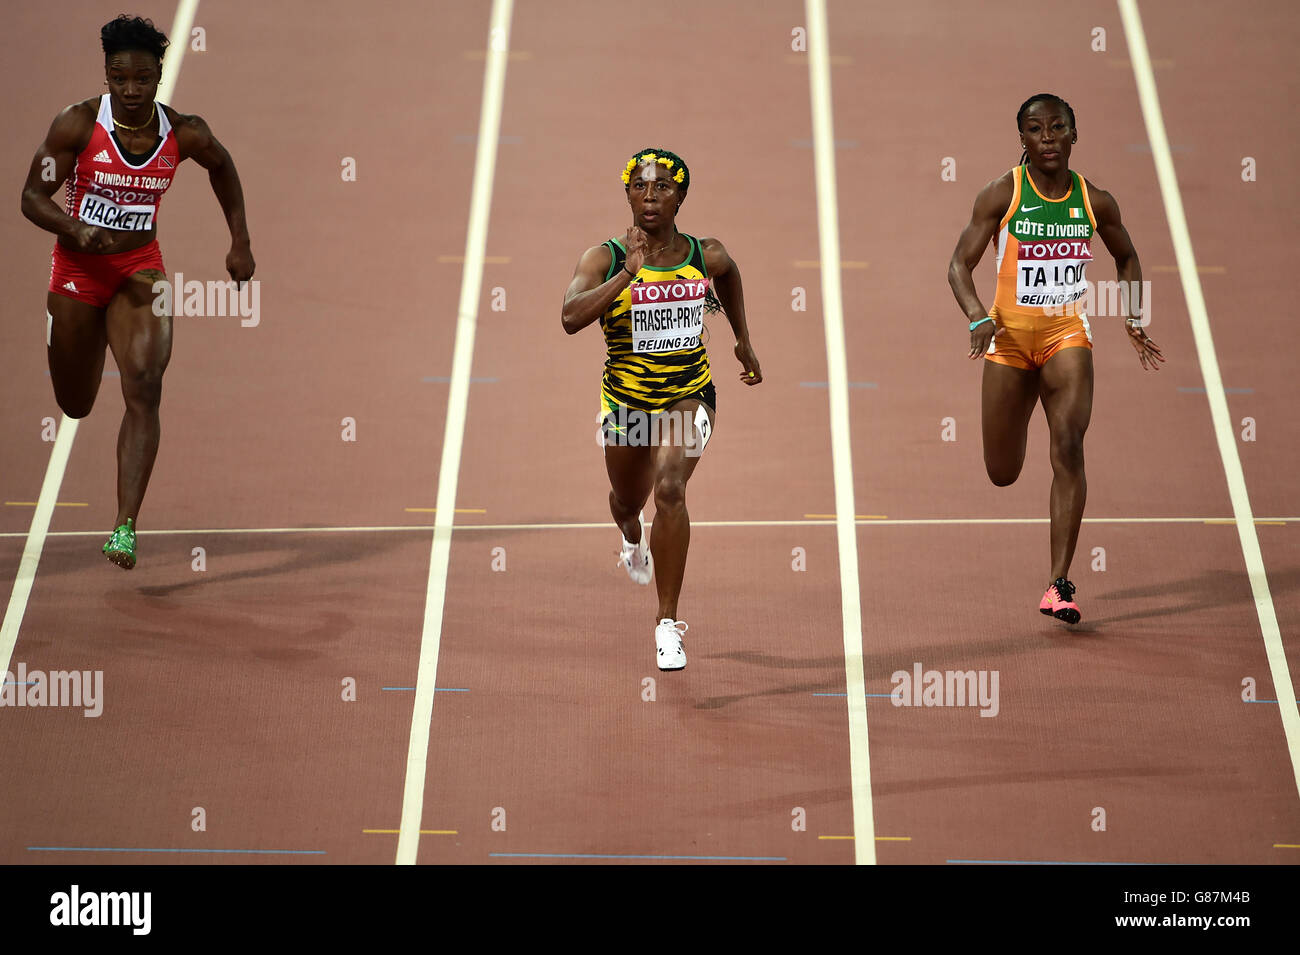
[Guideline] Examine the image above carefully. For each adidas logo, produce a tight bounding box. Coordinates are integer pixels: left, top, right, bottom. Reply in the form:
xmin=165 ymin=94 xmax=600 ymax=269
xmin=92 ymin=149 xmax=111 ymax=163
xmin=63 ymin=281 xmax=79 ymax=292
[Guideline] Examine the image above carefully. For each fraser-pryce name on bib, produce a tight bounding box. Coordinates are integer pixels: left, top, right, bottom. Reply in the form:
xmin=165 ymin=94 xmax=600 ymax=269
xmin=629 ymin=278 xmax=707 ymax=354
xmin=79 ymin=192 xmax=157 ymax=231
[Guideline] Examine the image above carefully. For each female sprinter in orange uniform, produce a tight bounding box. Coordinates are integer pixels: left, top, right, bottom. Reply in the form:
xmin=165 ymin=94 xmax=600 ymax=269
xmin=562 ymin=148 xmax=762 ymax=669
xmin=948 ymin=93 xmax=1163 ymax=624
xmin=20 ymin=15 xmax=254 ymax=569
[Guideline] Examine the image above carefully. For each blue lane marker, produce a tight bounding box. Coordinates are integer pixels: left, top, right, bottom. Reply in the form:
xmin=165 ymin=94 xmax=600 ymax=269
xmin=948 ymin=858 xmax=1161 ymax=865
xmin=1177 ymin=386 xmax=1253 ymax=394
xmin=800 ymin=381 xmax=877 ymax=389
xmin=3 ymin=682 xmax=37 ymax=686
xmin=490 ymin=852 xmax=786 ymax=861
xmin=1247 ymin=699 xmax=1300 ymax=704
xmin=28 ymin=846 xmax=325 ymax=855
xmin=422 ymin=376 xmax=498 ymax=384
xmin=813 ymin=693 xmax=892 ymax=698
xmin=382 ymin=687 xmax=469 ymax=692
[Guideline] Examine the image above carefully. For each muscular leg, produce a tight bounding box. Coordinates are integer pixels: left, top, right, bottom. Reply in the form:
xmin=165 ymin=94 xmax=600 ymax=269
xmin=981 ymin=359 xmax=1041 ymax=486
xmin=46 ymin=292 xmax=108 ymax=419
xmin=105 ymin=270 xmax=172 ymax=527
xmin=647 ymin=398 xmax=713 ymax=622
xmin=1038 ymin=347 xmax=1093 ymax=581
xmin=605 ymin=440 xmax=653 ymax=543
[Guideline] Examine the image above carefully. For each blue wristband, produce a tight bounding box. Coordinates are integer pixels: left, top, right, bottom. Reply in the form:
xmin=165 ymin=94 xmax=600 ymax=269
xmin=969 ymin=316 xmax=995 ymax=332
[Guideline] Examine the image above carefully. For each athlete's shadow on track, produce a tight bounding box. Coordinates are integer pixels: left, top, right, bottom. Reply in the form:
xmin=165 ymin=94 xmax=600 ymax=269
xmin=94 ymin=531 xmax=415 ymax=658
xmin=869 ymin=763 xmax=1196 ymax=799
xmin=1085 ymin=566 xmax=1300 ymax=628
xmin=125 ymin=530 xmax=415 ymax=599
xmin=692 ymin=566 xmax=1300 ymax=707
xmin=695 ymin=636 xmax=1051 ymax=710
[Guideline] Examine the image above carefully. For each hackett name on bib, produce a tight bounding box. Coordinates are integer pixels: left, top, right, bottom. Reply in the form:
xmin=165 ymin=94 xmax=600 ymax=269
xmin=629 ymin=278 xmax=707 ymax=354
xmin=78 ymin=192 xmax=157 ymax=231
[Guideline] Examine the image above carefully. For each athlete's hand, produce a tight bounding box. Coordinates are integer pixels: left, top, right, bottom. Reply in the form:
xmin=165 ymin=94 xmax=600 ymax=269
xmin=735 ymin=339 xmax=762 ymax=385
xmin=968 ymin=320 xmax=998 ymax=359
xmin=623 ymin=226 xmax=648 ymax=276
xmin=1126 ymin=321 xmax=1165 ymax=371
xmin=226 ymin=242 xmax=255 ymax=284
xmin=70 ymin=222 xmax=113 ymax=254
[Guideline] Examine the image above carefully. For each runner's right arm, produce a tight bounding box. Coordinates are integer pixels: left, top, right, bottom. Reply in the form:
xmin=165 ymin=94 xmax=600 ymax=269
xmin=561 ymin=228 xmax=648 ymax=335
xmin=20 ymin=103 xmax=111 ymax=253
xmin=948 ymin=172 xmax=1013 ymax=359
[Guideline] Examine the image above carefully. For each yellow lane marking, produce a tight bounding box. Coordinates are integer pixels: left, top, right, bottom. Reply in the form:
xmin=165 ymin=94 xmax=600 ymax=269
xmin=5 ymin=501 xmax=88 ymax=507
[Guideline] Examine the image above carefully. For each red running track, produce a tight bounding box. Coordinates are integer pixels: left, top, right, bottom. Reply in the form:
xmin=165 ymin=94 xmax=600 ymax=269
xmin=0 ymin=0 xmax=1295 ymax=866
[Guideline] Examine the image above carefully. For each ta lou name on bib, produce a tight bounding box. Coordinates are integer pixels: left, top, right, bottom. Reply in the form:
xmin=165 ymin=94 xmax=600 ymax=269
xmin=1015 ymin=238 xmax=1093 ymax=308
xmin=629 ymin=278 xmax=708 ymax=354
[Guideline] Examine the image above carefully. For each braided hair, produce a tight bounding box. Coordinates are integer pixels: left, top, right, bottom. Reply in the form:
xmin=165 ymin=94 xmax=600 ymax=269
xmin=1016 ymin=93 xmax=1076 ymax=166
xmin=619 ymin=147 xmax=723 ymax=316
xmin=621 ymin=146 xmax=691 ymax=190
xmin=102 ymin=14 xmax=170 ymax=62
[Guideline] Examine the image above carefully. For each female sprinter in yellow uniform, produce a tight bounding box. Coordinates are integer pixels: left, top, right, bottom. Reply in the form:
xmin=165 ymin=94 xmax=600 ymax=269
xmin=562 ymin=148 xmax=762 ymax=669
xmin=948 ymin=94 xmax=1163 ymax=624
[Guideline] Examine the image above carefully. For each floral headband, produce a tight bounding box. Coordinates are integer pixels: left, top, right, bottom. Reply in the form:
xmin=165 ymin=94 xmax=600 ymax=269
xmin=622 ymin=152 xmax=687 ymax=185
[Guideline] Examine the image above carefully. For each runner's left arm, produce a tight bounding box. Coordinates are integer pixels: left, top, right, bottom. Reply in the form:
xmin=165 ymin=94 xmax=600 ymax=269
xmin=1090 ymin=183 xmax=1163 ymax=371
xmin=173 ymin=111 xmax=254 ymax=283
xmin=700 ymin=237 xmax=762 ymax=386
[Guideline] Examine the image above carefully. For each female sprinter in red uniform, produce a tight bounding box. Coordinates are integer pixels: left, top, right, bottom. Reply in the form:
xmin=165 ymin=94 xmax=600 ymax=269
xmin=562 ymin=148 xmax=762 ymax=669
xmin=19 ymin=14 xmax=254 ymax=569
xmin=948 ymin=93 xmax=1163 ymax=624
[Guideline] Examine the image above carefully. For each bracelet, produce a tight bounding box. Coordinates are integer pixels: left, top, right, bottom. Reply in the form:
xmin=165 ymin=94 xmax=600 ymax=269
xmin=969 ymin=316 xmax=994 ymax=332
xmin=623 ymin=265 xmax=636 ymax=278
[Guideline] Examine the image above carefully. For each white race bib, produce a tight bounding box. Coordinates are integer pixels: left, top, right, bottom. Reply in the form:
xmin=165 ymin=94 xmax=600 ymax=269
xmin=629 ymin=277 xmax=707 ymax=354
xmin=78 ymin=192 xmax=156 ymax=231
xmin=1015 ymin=239 xmax=1092 ymax=309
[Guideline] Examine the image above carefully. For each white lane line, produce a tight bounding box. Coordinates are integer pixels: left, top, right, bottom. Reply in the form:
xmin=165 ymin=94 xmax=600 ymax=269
xmin=0 ymin=424 xmax=78 ymax=675
xmin=1119 ymin=0 xmax=1300 ymax=801
xmin=396 ymin=0 xmax=514 ymax=866
xmin=805 ymin=0 xmax=876 ymax=865
xmin=2 ymin=515 xmax=1290 ymax=539
xmin=0 ymin=0 xmax=199 ymax=678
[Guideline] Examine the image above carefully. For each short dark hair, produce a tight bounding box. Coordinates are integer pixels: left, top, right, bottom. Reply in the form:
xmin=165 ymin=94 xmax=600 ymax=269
xmin=102 ymin=14 xmax=169 ymax=62
xmin=1017 ymin=93 xmax=1076 ymax=165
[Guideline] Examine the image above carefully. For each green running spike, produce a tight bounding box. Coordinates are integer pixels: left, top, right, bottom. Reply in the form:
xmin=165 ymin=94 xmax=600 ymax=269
xmin=103 ymin=517 xmax=137 ymax=570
